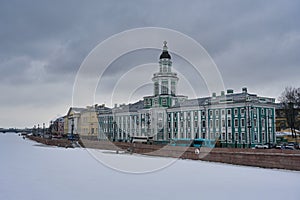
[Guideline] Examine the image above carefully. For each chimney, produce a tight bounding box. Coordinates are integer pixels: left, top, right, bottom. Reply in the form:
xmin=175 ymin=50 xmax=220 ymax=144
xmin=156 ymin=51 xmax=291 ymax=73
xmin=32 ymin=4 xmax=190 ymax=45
xmin=242 ymin=87 xmax=247 ymax=93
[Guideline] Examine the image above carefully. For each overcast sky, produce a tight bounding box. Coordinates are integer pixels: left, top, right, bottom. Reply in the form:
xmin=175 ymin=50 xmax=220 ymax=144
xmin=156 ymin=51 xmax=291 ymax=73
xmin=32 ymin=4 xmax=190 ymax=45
xmin=1 ymin=0 xmax=299 ymax=128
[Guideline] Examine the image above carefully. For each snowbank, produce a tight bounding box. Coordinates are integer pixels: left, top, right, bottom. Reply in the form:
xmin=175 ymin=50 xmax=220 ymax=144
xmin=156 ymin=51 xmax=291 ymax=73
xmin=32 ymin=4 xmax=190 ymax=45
xmin=0 ymin=133 xmax=299 ymax=200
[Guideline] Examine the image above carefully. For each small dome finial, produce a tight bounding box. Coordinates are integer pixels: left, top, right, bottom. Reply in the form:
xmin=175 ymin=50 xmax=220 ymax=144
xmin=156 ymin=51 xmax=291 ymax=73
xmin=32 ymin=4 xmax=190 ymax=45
xmin=159 ymin=41 xmax=171 ymax=59
xmin=163 ymin=41 xmax=168 ymax=51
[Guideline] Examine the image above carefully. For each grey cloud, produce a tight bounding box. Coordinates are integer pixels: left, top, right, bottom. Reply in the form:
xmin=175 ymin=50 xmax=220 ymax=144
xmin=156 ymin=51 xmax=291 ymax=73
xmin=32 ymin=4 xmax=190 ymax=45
xmin=0 ymin=0 xmax=299 ymax=127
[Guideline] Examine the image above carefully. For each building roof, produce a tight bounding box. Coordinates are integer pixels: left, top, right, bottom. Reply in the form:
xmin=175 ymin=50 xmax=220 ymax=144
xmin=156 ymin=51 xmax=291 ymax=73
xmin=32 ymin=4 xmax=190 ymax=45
xmin=112 ymin=100 xmax=144 ymax=113
xmin=96 ymin=105 xmax=112 ymax=115
xmin=159 ymin=51 xmax=171 ymax=59
xmin=66 ymin=107 xmax=87 ymax=116
xmin=172 ymin=97 xmax=210 ymax=108
xmin=171 ymin=91 xmax=275 ymax=108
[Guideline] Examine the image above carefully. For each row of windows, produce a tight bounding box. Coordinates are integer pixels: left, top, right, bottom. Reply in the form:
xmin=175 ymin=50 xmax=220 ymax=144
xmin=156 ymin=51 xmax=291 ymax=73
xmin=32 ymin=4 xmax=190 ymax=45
xmin=167 ymin=108 xmax=273 ymax=120
xmin=100 ymin=108 xmax=273 ymax=125
xmin=101 ymin=117 xmax=273 ymax=131
xmin=165 ymin=131 xmax=273 ymax=142
xmin=168 ymin=117 xmax=272 ymax=129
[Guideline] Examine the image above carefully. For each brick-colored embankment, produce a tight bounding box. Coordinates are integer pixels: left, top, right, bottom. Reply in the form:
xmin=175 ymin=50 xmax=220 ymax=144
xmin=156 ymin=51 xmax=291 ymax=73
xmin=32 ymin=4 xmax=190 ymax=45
xmin=81 ymin=139 xmax=300 ymax=171
xmin=27 ymin=135 xmax=73 ymax=148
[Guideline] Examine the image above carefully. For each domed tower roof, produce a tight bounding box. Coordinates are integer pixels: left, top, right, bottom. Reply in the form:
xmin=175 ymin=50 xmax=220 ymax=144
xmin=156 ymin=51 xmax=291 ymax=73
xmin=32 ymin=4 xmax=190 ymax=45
xmin=159 ymin=41 xmax=171 ymax=59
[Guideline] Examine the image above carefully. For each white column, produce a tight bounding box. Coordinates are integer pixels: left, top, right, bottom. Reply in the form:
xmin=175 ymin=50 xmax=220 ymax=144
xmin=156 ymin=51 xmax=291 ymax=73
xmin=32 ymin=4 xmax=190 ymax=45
xmin=170 ymin=113 xmax=174 ymax=139
xmin=191 ymin=111 xmax=194 ymax=139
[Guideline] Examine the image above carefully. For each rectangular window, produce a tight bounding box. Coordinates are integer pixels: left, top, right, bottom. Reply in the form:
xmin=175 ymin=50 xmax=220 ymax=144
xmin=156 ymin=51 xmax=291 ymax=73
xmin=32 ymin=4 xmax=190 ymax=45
xmin=216 ymin=119 xmax=219 ymax=128
xmin=215 ymin=110 xmax=219 ymax=116
xmin=222 ymin=132 xmax=225 ymax=140
xmin=187 ymin=112 xmax=191 ymax=119
xmin=194 ymin=121 xmax=198 ymax=128
xmin=209 ymin=110 xmax=213 ymax=116
xmin=161 ymin=80 xmax=168 ymax=94
xmin=227 ymin=109 xmax=231 ymax=115
xmin=241 ymin=108 xmax=245 ymax=115
xmin=227 ymin=119 xmax=231 ymax=127
xmin=235 ymin=132 xmax=239 ymax=141
xmin=202 ymin=120 xmax=206 ymax=128
xmin=234 ymin=109 xmax=238 ymax=116
xmin=222 ymin=119 xmax=225 ymax=127
xmin=221 ymin=109 xmax=225 ymax=115
xmin=162 ymin=98 xmax=167 ymax=105
xmin=171 ymin=81 xmax=176 ymax=95
xmin=202 ymin=111 xmax=205 ymax=117
xmin=234 ymin=119 xmax=238 ymax=127
xmin=268 ymin=109 xmax=272 ymax=116
xmin=241 ymin=118 xmax=245 ymax=127
xmin=210 ymin=119 xmax=213 ymax=128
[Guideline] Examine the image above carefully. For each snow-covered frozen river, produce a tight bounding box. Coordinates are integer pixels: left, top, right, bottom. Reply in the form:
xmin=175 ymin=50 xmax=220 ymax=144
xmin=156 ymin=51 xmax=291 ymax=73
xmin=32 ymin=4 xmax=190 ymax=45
xmin=0 ymin=133 xmax=299 ymax=200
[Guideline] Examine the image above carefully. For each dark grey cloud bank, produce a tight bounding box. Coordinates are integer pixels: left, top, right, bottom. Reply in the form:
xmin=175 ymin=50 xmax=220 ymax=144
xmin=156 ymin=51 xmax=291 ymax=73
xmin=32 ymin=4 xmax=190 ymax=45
xmin=0 ymin=0 xmax=299 ymax=127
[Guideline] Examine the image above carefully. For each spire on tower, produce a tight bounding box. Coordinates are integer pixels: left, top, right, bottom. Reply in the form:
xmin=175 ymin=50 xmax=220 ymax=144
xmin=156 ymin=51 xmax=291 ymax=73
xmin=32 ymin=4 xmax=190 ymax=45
xmin=159 ymin=41 xmax=171 ymax=59
xmin=163 ymin=41 xmax=168 ymax=51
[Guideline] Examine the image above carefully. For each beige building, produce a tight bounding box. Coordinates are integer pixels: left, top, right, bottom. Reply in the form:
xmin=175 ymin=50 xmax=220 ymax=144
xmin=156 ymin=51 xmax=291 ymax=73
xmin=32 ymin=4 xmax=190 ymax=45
xmin=79 ymin=106 xmax=99 ymax=137
xmin=64 ymin=107 xmax=86 ymax=135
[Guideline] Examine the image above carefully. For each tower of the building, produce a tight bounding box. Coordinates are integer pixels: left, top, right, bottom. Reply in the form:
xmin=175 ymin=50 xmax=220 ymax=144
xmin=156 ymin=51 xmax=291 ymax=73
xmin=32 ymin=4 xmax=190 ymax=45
xmin=152 ymin=41 xmax=179 ymax=97
xmin=143 ymin=41 xmax=186 ymax=108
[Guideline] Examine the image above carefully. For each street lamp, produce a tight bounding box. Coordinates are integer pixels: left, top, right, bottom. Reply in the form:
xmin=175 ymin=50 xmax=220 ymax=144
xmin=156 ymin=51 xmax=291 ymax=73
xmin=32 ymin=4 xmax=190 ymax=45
xmin=37 ymin=124 xmax=40 ymax=136
xmin=71 ymin=117 xmax=74 ymax=142
xmin=42 ymin=123 xmax=45 ymax=138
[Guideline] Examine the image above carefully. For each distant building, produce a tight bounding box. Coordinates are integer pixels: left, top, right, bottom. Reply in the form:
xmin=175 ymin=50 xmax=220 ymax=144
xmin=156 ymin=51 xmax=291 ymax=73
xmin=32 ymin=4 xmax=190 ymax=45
xmin=98 ymin=42 xmax=276 ymax=148
xmin=79 ymin=106 xmax=98 ymax=137
xmin=51 ymin=117 xmax=64 ymax=135
xmin=64 ymin=107 xmax=87 ymax=135
xmin=63 ymin=115 xmax=69 ymax=135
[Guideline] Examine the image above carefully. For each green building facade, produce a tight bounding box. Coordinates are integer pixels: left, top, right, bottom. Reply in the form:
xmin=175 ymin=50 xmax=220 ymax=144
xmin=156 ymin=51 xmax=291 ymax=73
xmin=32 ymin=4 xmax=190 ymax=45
xmin=98 ymin=42 xmax=276 ymax=148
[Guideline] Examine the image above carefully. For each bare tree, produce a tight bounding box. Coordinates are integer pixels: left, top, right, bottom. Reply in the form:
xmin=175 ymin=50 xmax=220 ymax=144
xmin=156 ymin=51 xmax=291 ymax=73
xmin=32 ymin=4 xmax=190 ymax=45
xmin=279 ymin=87 xmax=300 ymax=138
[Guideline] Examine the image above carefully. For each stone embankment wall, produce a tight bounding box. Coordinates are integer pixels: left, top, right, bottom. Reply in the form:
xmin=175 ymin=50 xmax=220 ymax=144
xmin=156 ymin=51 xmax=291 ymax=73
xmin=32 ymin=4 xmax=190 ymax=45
xmin=27 ymin=135 xmax=73 ymax=147
xmin=81 ymin=139 xmax=300 ymax=171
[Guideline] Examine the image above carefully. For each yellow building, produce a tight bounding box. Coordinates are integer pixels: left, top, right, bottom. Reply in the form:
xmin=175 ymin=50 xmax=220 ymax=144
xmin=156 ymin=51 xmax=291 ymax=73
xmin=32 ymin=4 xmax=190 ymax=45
xmin=79 ymin=106 xmax=99 ymax=137
xmin=64 ymin=107 xmax=86 ymax=135
xmin=63 ymin=105 xmax=107 ymax=138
